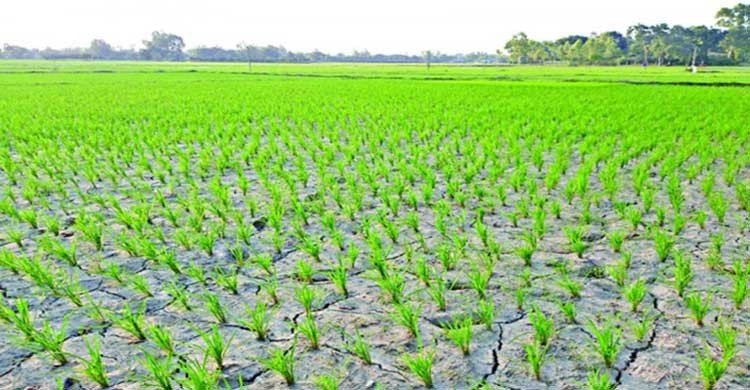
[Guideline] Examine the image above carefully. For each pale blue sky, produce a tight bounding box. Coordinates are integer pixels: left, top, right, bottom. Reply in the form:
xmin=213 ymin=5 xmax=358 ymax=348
xmin=0 ymin=0 xmax=739 ymax=54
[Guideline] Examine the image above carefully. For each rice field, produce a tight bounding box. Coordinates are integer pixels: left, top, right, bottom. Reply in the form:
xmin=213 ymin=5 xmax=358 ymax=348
xmin=0 ymin=61 xmax=749 ymax=389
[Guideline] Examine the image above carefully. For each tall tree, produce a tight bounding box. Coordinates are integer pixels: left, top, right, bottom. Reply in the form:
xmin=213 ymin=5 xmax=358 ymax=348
xmin=89 ymin=39 xmax=114 ymax=60
xmin=140 ymin=31 xmax=185 ymax=61
xmin=504 ymin=33 xmax=533 ymax=64
xmin=716 ymin=3 xmax=750 ymax=62
xmin=627 ymin=24 xmax=653 ymax=65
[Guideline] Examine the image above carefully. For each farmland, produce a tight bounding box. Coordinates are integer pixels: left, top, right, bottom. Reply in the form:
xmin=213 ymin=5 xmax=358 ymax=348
xmin=0 ymin=61 xmax=749 ymax=389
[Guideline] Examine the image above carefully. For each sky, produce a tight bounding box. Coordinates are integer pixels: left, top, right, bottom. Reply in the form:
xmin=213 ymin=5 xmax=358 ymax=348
xmin=0 ymin=0 xmax=739 ymax=54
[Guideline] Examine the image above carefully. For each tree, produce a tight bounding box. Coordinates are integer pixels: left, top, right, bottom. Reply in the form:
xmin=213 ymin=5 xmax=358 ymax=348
xmin=627 ymin=24 xmax=653 ymax=66
xmin=89 ymin=39 xmax=114 ymax=60
xmin=140 ymin=31 xmax=185 ymax=61
xmin=504 ymin=33 xmax=533 ymax=64
xmin=716 ymin=3 xmax=750 ymax=62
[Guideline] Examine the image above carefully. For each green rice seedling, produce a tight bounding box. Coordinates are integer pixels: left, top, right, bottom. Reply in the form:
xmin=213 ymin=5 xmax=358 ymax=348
xmin=296 ymin=281 xmax=323 ymax=313
xmin=177 ymin=357 xmax=220 ymax=389
xmin=313 ymin=373 xmax=340 ymax=390
xmin=694 ymin=210 xmax=708 ymax=230
xmin=260 ymin=345 xmax=296 ymax=385
xmin=376 ymin=270 xmax=406 ymax=304
xmin=236 ymin=225 xmax=253 ymax=247
xmin=710 ymin=232 xmax=724 ymax=253
xmin=29 ymin=318 xmax=69 ymax=364
xmin=667 ymin=175 xmax=684 ymax=213
xmin=435 ymin=243 xmax=457 ymax=271
xmin=673 ymin=213 xmax=686 ymax=235
xmin=21 ymin=255 xmax=59 ymax=293
xmin=110 ymin=303 xmax=148 ymax=341
xmin=295 ymin=259 xmax=315 ymax=284
xmin=403 ymin=349 xmax=435 ymax=388
xmin=391 ymin=302 xmax=421 ymax=339
xmin=0 ymin=249 xmax=21 ymax=274
xmin=18 ymin=208 xmax=38 ymax=229
xmin=621 ymin=251 xmax=632 ymax=268
xmin=78 ymin=336 xmax=109 ymax=388
xmin=713 ymin=321 xmax=737 ymax=362
xmin=652 ymin=229 xmax=674 ymax=262
xmin=444 ymin=316 xmax=473 ymax=355
xmin=684 ymin=293 xmax=711 ymax=327
xmin=475 ymin=299 xmax=495 ymax=330
xmin=731 ymin=260 xmax=748 ymax=309
xmin=625 ymin=207 xmax=642 ymax=230
xmin=524 ymin=341 xmax=547 ymax=381
xmin=296 ymin=314 xmax=321 ymax=349
xmin=174 ymin=229 xmax=194 ymax=251
xmin=99 ymin=260 xmax=125 ymax=284
xmin=261 ymin=276 xmax=280 ymax=305
xmin=213 ymin=268 xmax=239 ymax=295
xmin=588 ymin=319 xmax=621 ymax=368
xmin=467 ymin=267 xmax=491 ymax=300
xmin=156 ymin=250 xmax=181 ymax=275
xmin=253 ymin=253 xmax=275 ymax=276
xmin=0 ymin=298 xmax=35 ymax=339
xmin=705 ymin=250 xmax=723 ymax=271
xmin=5 ymin=226 xmax=24 ymax=247
xmin=414 ymin=256 xmax=432 ymax=287
xmin=127 ymin=274 xmax=152 ymax=297
xmin=186 ymin=263 xmax=208 ymax=286
xmin=558 ymin=274 xmax=583 ymax=299
xmin=697 ymin=349 xmax=731 ymax=390
xmin=55 ymin=273 xmax=86 ymax=307
xmin=165 ymin=282 xmax=191 ymax=311
xmin=708 ymin=193 xmax=728 ymax=224
xmin=426 ymin=273 xmax=449 ymax=311
xmin=557 ymin=300 xmax=577 ymax=324
xmin=203 ymin=293 xmax=228 ymax=324
xmin=76 ymin=215 xmax=104 ymax=251
xmin=673 ymin=252 xmax=693 ymax=298
xmin=586 ymin=370 xmax=614 ymax=390
xmin=229 ymin=243 xmax=248 ymax=268
xmin=300 ymin=236 xmax=322 ymax=262
xmin=623 ymin=278 xmax=647 ymax=312
xmin=564 ymin=226 xmax=588 ymax=258
xmin=532 ymin=208 xmax=546 ymax=239
xmin=140 ymin=351 xmax=175 ymax=389
xmin=529 ymin=306 xmax=554 ymax=346
xmin=327 ymin=264 xmax=348 ymax=297
xmin=629 ymin=313 xmax=655 ymax=342
xmin=654 ymin=206 xmax=666 ymax=227
xmin=39 ymin=236 xmax=78 ymax=267
xmin=197 ymin=232 xmax=216 ymax=256
xmin=550 ymin=201 xmax=562 ymax=219
xmin=515 ymin=288 xmax=526 ymax=311
xmin=148 ymin=324 xmax=176 ymax=356
xmin=345 ymin=330 xmax=372 ymax=365
xmin=198 ymin=325 xmax=233 ymax=370
xmin=608 ymin=230 xmax=625 ymax=253
xmin=520 ymin=268 xmax=532 ymax=288
xmin=516 ymin=244 xmax=535 ymax=267
xmin=242 ymin=301 xmax=273 ymax=341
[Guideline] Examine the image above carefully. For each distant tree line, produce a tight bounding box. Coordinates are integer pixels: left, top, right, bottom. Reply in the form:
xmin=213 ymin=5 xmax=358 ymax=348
xmin=504 ymin=3 xmax=750 ymax=65
xmin=0 ymin=31 xmax=500 ymax=64
xmin=2 ymin=3 xmax=749 ymax=65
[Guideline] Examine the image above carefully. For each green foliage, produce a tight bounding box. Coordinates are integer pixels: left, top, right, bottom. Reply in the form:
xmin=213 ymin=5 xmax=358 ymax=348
xmin=260 ymin=345 xmax=296 ymax=385
xmin=588 ymin=319 xmax=621 ymax=368
xmin=403 ymin=349 xmax=435 ymax=388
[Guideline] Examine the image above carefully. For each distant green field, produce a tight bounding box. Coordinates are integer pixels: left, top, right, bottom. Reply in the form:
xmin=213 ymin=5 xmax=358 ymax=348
xmin=0 ymin=61 xmax=748 ymax=389
xmin=2 ymin=59 xmax=750 ymax=84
